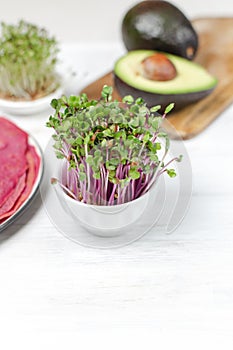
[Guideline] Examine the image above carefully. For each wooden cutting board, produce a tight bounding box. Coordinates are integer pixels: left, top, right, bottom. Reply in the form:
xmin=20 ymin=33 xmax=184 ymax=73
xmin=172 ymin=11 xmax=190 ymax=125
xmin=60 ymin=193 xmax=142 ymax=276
xmin=81 ymin=18 xmax=233 ymax=139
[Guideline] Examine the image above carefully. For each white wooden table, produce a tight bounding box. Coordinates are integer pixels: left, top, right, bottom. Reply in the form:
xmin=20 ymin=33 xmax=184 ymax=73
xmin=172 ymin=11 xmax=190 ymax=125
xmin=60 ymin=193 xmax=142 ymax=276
xmin=0 ymin=44 xmax=233 ymax=348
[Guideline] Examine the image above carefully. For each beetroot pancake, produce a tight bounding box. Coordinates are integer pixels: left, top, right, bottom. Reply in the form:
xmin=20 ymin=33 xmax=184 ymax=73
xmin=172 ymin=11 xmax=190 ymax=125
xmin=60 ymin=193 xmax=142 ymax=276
xmin=0 ymin=117 xmax=28 ymax=207
xmin=0 ymin=117 xmax=41 ymax=223
xmin=14 ymin=147 xmax=39 ymax=206
xmin=0 ymin=147 xmax=39 ymax=221
xmin=0 ymin=173 xmax=26 ymax=219
xmin=28 ymin=144 xmax=41 ymax=178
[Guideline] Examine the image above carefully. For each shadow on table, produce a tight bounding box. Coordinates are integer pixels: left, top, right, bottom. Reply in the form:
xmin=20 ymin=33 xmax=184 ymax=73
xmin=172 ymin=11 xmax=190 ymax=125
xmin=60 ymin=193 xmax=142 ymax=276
xmin=0 ymin=193 xmax=42 ymax=245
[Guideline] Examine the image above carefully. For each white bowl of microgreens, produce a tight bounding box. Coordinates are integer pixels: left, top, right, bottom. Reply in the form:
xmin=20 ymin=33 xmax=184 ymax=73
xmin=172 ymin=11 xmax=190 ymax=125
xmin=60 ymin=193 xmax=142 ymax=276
xmin=0 ymin=20 xmax=62 ymax=115
xmin=54 ymin=172 xmax=152 ymax=236
xmin=47 ymin=86 xmax=182 ymax=236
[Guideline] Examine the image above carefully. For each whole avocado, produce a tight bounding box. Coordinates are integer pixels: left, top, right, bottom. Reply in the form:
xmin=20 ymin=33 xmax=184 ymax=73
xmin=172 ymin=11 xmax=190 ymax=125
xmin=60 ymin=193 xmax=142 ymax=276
xmin=122 ymin=0 xmax=198 ymax=60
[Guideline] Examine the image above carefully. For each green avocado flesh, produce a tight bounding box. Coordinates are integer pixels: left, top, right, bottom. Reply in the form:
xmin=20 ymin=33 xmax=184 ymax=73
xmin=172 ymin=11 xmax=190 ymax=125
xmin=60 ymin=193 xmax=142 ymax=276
xmin=114 ymin=50 xmax=217 ymax=95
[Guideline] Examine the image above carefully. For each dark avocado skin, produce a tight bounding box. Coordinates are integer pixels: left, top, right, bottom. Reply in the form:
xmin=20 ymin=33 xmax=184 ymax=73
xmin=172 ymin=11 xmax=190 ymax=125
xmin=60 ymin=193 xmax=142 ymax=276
xmin=122 ymin=0 xmax=198 ymax=60
xmin=114 ymin=74 xmax=214 ymax=112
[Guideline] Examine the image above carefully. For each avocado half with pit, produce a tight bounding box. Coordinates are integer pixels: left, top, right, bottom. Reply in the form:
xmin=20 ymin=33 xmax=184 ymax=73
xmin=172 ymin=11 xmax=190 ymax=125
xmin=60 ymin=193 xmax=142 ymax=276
xmin=114 ymin=50 xmax=217 ymax=111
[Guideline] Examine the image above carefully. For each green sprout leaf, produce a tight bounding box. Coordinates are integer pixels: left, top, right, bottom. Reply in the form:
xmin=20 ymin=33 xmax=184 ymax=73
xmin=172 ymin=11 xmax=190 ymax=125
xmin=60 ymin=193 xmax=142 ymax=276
xmin=51 ymin=99 xmax=59 ymax=109
xmin=93 ymin=172 xmax=101 ymax=180
xmin=167 ymin=169 xmax=176 ymax=178
xmin=177 ymin=155 xmax=183 ymax=162
xmin=101 ymin=85 xmax=113 ymax=102
xmin=150 ymin=105 xmax=161 ymax=113
xmin=129 ymin=169 xmax=141 ymax=180
xmin=122 ymin=95 xmax=134 ymax=104
xmin=79 ymin=172 xmax=86 ymax=182
xmin=135 ymin=97 xmax=145 ymax=105
xmin=165 ymin=103 xmax=175 ymax=114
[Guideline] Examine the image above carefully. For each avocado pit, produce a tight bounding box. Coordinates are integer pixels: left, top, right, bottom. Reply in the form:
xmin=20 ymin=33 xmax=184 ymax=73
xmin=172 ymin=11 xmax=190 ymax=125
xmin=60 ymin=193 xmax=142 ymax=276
xmin=141 ymin=53 xmax=177 ymax=81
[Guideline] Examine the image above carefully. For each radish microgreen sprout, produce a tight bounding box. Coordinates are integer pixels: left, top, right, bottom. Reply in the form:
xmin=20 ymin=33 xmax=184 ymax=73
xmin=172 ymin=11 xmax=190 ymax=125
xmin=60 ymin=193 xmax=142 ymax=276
xmin=47 ymin=86 xmax=182 ymax=205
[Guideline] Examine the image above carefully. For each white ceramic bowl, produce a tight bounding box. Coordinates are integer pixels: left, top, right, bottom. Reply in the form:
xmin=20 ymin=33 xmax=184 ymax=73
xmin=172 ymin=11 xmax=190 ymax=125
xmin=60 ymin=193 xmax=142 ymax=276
xmin=54 ymin=183 xmax=152 ymax=237
xmin=0 ymin=86 xmax=63 ymax=115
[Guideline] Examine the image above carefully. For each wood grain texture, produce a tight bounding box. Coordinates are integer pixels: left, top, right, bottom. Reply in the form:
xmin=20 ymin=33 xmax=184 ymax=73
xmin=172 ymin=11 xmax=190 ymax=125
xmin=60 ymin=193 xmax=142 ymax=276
xmin=81 ymin=17 xmax=233 ymax=139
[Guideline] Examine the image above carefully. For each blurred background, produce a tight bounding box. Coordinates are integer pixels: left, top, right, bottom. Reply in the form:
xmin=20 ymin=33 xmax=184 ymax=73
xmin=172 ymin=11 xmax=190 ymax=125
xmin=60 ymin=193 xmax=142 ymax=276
xmin=1 ymin=0 xmax=232 ymax=43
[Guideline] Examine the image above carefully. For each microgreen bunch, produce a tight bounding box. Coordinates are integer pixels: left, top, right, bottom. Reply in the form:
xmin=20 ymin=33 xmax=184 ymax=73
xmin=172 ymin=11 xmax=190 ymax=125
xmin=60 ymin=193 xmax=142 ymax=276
xmin=47 ymin=86 xmax=182 ymax=205
xmin=0 ymin=20 xmax=60 ymax=100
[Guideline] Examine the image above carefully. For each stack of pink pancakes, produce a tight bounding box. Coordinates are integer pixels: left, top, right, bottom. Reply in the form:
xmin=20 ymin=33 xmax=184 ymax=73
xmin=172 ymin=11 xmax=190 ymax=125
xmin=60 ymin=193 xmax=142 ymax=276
xmin=0 ymin=117 xmax=40 ymax=223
